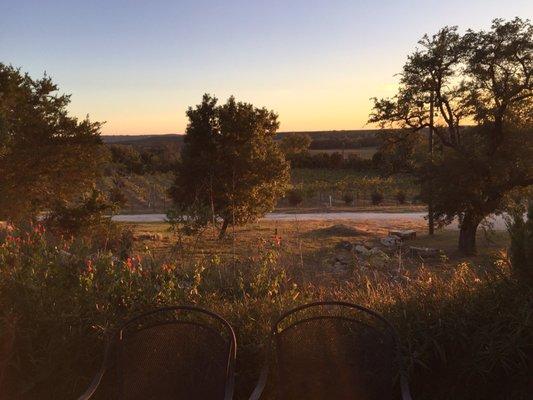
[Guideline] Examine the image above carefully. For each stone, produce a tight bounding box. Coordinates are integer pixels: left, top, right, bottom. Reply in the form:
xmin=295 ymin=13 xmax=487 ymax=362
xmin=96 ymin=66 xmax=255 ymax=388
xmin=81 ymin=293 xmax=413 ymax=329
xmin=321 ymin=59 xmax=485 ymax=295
xmin=369 ymin=247 xmax=389 ymax=258
xmin=354 ymin=245 xmax=370 ymax=255
xmin=409 ymin=246 xmax=442 ymax=258
xmin=381 ymin=235 xmax=401 ymax=247
xmin=332 ymin=262 xmax=348 ymax=273
xmin=389 ymin=229 xmax=417 ymax=240
xmin=334 ymin=251 xmax=352 ymax=264
xmin=336 ymin=240 xmax=353 ymax=251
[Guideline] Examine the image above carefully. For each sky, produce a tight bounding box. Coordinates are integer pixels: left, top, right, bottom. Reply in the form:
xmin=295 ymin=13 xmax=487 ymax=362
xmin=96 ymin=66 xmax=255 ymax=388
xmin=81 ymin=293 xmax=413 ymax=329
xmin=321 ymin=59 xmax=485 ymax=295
xmin=1 ymin=0 xmax=532 ymax=135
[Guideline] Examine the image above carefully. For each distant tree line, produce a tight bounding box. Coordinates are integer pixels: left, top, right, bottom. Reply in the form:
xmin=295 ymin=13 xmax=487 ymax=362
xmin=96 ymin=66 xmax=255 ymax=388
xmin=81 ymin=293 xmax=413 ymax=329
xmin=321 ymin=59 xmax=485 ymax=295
xmin=276 ymin=129 xmax=384 ymax=149
xmin=308 ymin=135 xmax=382 ymax=149
xmin=279 ymin=132 xmax=375 ymax=169
xmin=287 ymin=152 xmax=374 ymax=169
xmin=105 ymin=143 xmax=180 ymax=175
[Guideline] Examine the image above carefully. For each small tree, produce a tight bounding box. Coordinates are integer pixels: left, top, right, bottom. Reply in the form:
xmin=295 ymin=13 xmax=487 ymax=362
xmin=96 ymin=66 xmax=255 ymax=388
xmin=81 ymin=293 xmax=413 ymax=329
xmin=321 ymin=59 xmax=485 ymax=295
xmin=395 ymin=191 xmax=407 ymax=205
xmin=342 ymin=193 xmax=354 ymax=205
xmin=45 ymin=189 xmax=116 ymax=236
xmin=287 ymin=189 xmax=304 ymax=206
xmin=371 ymin=191 xmax=384 ymax=205
xmin=170 ymin=94 xmax=290 ymax=238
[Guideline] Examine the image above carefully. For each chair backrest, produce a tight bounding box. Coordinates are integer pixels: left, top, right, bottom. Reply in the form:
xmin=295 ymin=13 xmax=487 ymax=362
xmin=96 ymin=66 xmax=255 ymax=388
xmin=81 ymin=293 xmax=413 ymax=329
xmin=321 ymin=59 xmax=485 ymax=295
xmin=102 ymin=306 xmax=236 ymax=400
xmin=272 ymin=301 xmax=401 ymax=400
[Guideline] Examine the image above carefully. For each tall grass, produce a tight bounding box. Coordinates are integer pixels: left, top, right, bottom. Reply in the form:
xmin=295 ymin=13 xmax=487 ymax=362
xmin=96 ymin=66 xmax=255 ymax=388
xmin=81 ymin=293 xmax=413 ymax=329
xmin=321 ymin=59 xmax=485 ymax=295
xmin=0 ymin=224 xmax=531 ymax=399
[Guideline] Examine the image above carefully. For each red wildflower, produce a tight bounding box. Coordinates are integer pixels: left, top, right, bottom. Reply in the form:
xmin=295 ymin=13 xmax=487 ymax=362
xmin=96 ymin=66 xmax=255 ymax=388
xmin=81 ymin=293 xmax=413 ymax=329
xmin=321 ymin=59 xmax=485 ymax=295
xmin=125 ymin=257 xmax=134 ymax=271
xmin=85 ymin=259 xmax=94 ymax=274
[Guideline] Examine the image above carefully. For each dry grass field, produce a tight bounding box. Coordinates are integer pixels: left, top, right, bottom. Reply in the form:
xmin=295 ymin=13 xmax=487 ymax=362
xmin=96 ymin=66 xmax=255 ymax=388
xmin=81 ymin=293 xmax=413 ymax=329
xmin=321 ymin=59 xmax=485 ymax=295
xmin=128 ymin=219 xmax=510 ymax=270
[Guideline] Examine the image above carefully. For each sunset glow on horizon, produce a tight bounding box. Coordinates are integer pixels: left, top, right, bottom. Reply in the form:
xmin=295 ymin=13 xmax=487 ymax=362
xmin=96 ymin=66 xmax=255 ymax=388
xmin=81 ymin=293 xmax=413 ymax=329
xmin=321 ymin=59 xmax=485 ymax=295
xmin=1 ymin=0 xmax=531 ymax=135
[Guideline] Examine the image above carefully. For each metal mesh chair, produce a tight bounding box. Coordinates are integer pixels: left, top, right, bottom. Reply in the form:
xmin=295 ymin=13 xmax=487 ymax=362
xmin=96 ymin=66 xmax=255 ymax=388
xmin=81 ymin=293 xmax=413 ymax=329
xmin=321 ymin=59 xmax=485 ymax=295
xmin=249 ymin=301 xmax=412 ymax=400
xmin=78 ymin=306 xmax=236 ymax=400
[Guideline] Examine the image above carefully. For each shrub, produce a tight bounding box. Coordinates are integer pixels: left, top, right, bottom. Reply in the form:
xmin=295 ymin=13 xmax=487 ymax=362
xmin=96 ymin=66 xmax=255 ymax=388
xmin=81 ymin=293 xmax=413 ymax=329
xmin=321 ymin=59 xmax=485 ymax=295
xmin=0 ymin=224 xmax=298 ymax=399
xmin=342 ymin=193 xmax=354 ymax=205
xmin=507 ymin=202 xmax=533 ymax=284
xmin=287 ymin=189 xmax=304 ymax=206
xmin=395 ymin=190 xmax=406 ymax=205
xmin=370 ymin=190 xmax=384 ymax=205
xmin=1 ymin=225 xmax=531 ymax=400
xmin=45 ymin=189 xmax=117 ymax=236
xmin=412 ymin=194 xmax=422 ymax=204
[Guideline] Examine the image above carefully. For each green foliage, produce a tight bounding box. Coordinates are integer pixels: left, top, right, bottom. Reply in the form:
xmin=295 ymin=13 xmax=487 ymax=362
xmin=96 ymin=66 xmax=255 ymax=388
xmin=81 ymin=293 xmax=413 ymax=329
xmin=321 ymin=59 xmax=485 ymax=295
xmin=45 ymin=189 xmax=119 ymax=236
xmin=395 ymin=190 xmax=407 ymax=205
xmin=292 ymin=169 xmax=418 ymax=199
xmin=106 ymin=142 xmax=180 ymax=175
xmin=108 ymin=144 xmax=144 ymax=174
xmin=288 ymin=151 xmax=373 ymax=169
xmin=0 ymin=64 xmax=104 ymax=221
xmin=170 ymin=94 xmax=290 ymax=236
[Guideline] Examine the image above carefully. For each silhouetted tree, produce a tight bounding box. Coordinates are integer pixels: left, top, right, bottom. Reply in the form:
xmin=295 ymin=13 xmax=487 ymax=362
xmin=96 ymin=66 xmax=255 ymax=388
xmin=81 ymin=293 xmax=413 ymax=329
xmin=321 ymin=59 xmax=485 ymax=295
xmin=370 ymin=18 xmax=533 ymax=255
xmin=170 ymin=94 xmax=289 ymax=238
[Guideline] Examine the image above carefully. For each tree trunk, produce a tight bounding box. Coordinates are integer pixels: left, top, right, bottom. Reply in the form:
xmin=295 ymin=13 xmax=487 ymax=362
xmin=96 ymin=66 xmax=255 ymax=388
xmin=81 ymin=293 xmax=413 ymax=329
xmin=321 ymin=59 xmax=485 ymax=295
xmin=458 ymin=214 xmax=481 ymax=255
xmin=428 ymin=89 xmax=435 ymax=235
xmin=218 ymin=218 xmax=229 ymax=240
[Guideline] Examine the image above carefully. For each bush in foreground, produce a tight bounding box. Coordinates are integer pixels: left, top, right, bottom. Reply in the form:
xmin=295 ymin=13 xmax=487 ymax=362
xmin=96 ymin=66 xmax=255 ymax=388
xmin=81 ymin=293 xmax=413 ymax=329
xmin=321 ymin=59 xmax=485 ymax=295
xmin=0 ymin=225 xmax=531 ymax=399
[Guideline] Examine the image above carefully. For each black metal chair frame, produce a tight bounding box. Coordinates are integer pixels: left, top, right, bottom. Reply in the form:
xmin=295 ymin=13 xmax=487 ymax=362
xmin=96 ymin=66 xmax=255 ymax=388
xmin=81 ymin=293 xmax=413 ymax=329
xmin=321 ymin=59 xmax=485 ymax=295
xmin=248 ymin=301 xmax=413 ymax=400
xmin=77 ymin=306 xmax=237 ymax=400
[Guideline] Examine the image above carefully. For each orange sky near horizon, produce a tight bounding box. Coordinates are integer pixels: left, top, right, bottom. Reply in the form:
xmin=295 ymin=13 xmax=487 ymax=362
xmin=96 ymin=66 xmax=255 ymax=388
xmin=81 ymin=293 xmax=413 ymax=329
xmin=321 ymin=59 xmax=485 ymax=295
xmin=4 ymin=1 xmax=530 ymax=135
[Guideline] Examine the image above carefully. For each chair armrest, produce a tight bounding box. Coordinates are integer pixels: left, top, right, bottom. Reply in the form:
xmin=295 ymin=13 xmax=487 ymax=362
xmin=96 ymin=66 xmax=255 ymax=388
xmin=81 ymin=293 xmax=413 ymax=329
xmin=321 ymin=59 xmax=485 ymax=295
xmin=248 ymin=362 xmax=269 ymax=400
xmin=400 ymin=372 xmax=413 ymax=400
xmin=76 ymin=337 xmax=114 ymax=400
xmin=77 ymin=368 xmax=106 ymax=400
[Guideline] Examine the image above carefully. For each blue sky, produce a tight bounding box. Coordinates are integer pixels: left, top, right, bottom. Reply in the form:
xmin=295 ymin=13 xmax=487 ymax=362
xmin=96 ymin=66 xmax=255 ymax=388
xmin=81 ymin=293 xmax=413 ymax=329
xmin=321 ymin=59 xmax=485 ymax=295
xmin=1 ymin=0 xmax=531 ymax=134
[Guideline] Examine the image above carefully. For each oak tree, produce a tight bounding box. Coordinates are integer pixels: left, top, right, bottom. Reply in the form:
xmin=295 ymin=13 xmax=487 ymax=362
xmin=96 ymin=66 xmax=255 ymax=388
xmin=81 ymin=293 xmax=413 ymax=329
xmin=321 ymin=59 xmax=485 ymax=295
xmin=370 ymin=18 xmax=532 ymax=254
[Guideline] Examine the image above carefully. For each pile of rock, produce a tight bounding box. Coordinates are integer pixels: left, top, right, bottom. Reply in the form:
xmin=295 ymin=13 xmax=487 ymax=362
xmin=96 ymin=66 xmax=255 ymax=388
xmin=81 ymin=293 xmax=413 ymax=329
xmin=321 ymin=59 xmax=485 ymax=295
xmin=389 ymin=229 xmax=417 ymax=240
xmin=380 ymin=229 xmax=417 ymax=248
xmin=409 ymin=246 xmax=443 ymax=258
xmin=331 ymin=228 xmax=444 ymax=271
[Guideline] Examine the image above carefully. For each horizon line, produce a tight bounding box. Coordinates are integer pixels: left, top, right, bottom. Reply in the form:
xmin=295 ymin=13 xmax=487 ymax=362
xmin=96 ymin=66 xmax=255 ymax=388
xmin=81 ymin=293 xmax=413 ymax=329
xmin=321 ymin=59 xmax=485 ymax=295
xmin=101 ymin=127 xmax=388 ymax=136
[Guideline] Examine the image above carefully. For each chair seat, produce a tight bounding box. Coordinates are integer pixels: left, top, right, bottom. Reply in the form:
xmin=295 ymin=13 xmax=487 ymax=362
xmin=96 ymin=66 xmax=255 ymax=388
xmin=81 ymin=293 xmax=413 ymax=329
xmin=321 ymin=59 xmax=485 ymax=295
xmin=276 ymin=318 xmax=395 ymax=400
xmin=118 ymin=323 xmax=228 ymax=400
